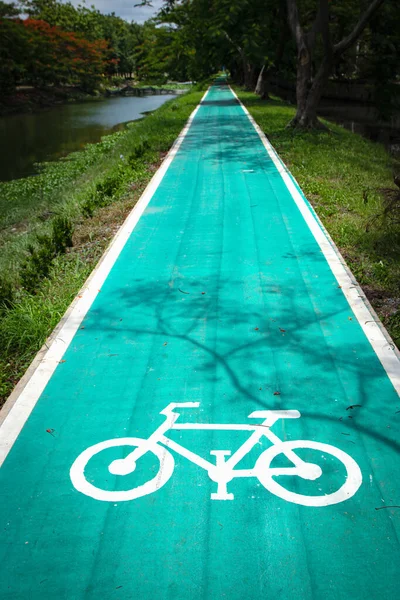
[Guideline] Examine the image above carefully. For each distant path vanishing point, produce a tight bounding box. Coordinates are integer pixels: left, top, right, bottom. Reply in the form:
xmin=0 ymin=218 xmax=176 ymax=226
xmin=1 ymin=79 xmax=399 ymax=600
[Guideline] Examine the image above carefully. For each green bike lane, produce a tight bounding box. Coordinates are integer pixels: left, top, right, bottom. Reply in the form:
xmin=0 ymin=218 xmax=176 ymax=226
xmin=1 ymin=82 xmax=399 ymax=599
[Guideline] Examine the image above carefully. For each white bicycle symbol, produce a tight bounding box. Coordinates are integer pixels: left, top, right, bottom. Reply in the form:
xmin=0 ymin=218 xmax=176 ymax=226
xmin=70 ymin=402 xmax=362 ymax=507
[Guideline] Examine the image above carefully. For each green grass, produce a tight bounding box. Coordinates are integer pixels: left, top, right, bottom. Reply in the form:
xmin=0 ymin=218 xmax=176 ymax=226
xmin=235 ymin=89 xmax=400 ymax=348
xmin=1 ymin=83 xmax=398 ymax=405
xmin=135 ymin=83 xmax=193 ymax=90
xmin=0 ymin=87 xmax=205 ymax=405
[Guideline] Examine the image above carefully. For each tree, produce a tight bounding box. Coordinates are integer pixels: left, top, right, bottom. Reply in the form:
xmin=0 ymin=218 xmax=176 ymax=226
xmin=0 ymin=1 xmax=19 ymax=17
xmin=360 ymin=1 xmax=400 ymax=118
xmin=255 ymin=0 xmax=289 ymax=99
xmin=286 ymin=0 xmax=386 ymax=128
xmin=0 ymin=14 xmax=30 ymax=93
xmin=22 ymin=0 xmax=145 ymax=78
xmin=22 ymin=18 xmax=113 ymax=91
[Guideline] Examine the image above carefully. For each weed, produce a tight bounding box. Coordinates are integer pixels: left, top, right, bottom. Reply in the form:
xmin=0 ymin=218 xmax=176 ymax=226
xmin=52 ymin=215 xmax=74 ymax=253
xmin=0 ymin=276 xmax=14 ymax=310
xmin=128 ymin=140 xmax=151 ymax=164
xmin=20 ymin=236 xmax=55 ymax=293
xmin=20 ymin=216 xmax=74 ymax=293
xmin=96 ymin=173 xmax=121 ymax=198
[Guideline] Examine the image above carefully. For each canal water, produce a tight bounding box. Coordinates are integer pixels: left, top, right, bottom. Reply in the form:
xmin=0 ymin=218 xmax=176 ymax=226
xmin=317 ymin=101 xmax=400 ymax=156
xmin=267 ymin=81 xmax=400 ymax=156
xmin=0 ymin=94 xmax=177 ymax=182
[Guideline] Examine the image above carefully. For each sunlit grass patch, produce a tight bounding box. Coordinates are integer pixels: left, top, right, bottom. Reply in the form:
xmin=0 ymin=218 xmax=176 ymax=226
xmin=236 ymin=89 xmax=400 ymax=348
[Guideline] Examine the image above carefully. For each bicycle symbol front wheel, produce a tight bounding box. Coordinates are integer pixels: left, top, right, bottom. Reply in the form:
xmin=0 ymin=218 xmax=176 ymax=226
xmin=255 ymin=440 xmax=362 ymax=507
xmin=70 ymin=437 xmax=175 ymax=502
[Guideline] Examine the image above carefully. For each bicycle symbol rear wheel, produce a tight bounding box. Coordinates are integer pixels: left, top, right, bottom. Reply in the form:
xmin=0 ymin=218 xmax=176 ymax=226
xmin=255 ymin=440 xmax=362 ymax=507
xmin=70 ymin=437 xmax=174 ymax=502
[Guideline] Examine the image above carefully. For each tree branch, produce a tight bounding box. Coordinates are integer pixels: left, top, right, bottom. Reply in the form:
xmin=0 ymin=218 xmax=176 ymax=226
xmin=334 ymin=0 xmax=385 ymax=56
xmin=308 ymin=0 xmax=327 ymax=49
xmin=222 ymin=30 xmax=242 ymax=54
xmin=286 ymin=0 xmax=303 ymax=47
xmin=319 ymin=0 xmax=332 ymax=58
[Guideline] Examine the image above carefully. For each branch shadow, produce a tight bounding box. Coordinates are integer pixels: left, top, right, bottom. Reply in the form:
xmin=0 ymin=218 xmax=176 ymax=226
xmin=82 ymin=270 xmax=400 ymax=455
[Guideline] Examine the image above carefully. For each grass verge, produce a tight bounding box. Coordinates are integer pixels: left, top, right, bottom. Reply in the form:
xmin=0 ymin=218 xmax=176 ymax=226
xmin=235 ymin=89 xmax=400 ymax=349
xmin=0 ymin=86 xmax=205 ymax=405
xmin=1 ymin=83 xmax=398 ymax=406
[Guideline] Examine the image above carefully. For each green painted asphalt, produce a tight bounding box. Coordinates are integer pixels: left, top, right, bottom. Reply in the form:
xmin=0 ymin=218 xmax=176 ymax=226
xmin=1 ymin=82 xmax=400 ymax=599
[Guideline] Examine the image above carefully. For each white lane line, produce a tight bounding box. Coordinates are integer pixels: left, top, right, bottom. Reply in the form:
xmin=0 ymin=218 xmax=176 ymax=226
xmin=230 ymin=85 xmax=400 ymax=395
xmin=0 ymin=88 xmax=210 ymax=466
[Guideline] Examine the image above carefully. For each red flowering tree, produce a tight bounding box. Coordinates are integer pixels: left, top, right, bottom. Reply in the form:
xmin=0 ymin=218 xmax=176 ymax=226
xmin=21 ymin=18 xmax=116 ymax=91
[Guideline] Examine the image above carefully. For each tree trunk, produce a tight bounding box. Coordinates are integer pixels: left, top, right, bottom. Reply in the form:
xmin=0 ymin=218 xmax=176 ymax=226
xmin=300 ymin=57 xmax=332 ymax=128
xmin=231 ymin=59 xmax=244 ymax=85
xmin=242 ymin=55 xmax=255 ymax=90
xmin=286 ymin=0 xmax=385 ymax=129
xmin=255 ymin=65 xmax=270 ymax=99
xmin=288 ymin=40 xmax=314 ymax=127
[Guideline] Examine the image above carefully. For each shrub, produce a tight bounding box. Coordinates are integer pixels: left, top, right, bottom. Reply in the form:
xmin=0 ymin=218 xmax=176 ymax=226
xmin=96 ymin=173 xmax=121 ymax=198
xmin=20 ymin=216 xmax=74 ymax=293
xmin=127 ymin=140 xmax=151 ymax=165
xmin=20 ymin=235 xmax=55 ymax=293
xmin=0 ymin=276 xmax=14 ymax=310
xmin=52 ymin=215 xmax=74 ymax=253
xmin=82 ymin=164 xmax=133 ymax=217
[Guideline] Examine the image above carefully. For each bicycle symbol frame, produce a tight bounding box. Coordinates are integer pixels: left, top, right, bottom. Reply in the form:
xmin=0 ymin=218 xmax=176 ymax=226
xmin=70 ymin=402 xmax=362 ymax=507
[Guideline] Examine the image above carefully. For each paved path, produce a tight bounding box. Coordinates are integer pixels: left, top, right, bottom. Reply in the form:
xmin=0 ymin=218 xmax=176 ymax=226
xmin=1 ymin=82 xmax=400 ymax=599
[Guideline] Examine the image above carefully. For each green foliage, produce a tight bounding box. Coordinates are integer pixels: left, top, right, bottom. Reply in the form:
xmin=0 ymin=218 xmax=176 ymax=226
xmin=0 ymin=90 xmax=202 ymax=274
xmin=0 ymin=89 xmax=204 ymax=404
xmin=0 ymin=14 xmax=30 ymax=93
xmin=20 ymin=216 xmax=74 ymax=293
xmin=0 ymin=1 xmax=146 ymax=94
xmin=82 ymin=163 xmax=134 ymax=217
xmin=128 ymin=140 xmax=150 ymax=163
xmin=52 ymin=215 xmax=74 ymax=253
xmin=0 ymin=255 xmax=89 ymax=364
xmin=0 ymin=276 xmax=14 ymax=310
xmin=0 ymin=129 xmax=126 ymax=231
xmin=20 ymin=235 xmax=55 ymax=293
xmin=96 ymin=172 xmax=122 ymax=198
xmin=0 ymin=2 xmax=19 ymax=17
xmin=2 ymin=0 xmax=398 ymax=103
xmin=384 ymin=311 xmax=400 ymax=349
xmin=22 ymin=0 xmax=145 ymax=75
xmin=0 ymin=14 xmax=113 ymax=93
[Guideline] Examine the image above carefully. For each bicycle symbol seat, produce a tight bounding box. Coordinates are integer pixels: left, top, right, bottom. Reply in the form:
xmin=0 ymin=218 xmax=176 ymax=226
xmin=70 ymin=402 xmax=362 ymax=507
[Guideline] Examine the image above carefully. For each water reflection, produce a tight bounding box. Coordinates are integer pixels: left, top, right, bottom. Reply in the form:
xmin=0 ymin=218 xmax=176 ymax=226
xmin=318 ymin=102 xmax=400 ymax=155
xmin=0 ymin=94 xmax=177 ymax=182
xmin=268 ymin=82 xmax=400 ymax=155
